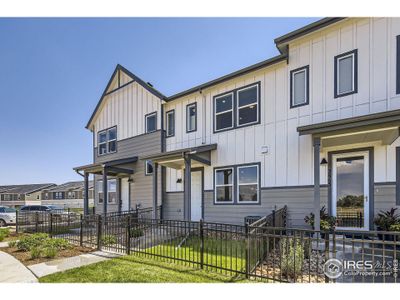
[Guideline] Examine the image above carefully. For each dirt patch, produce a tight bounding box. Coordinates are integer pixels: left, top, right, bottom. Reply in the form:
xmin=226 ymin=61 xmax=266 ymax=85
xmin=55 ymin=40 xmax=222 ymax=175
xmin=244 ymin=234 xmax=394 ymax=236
xmin=1 ymin=245 xmax=94 ymax=266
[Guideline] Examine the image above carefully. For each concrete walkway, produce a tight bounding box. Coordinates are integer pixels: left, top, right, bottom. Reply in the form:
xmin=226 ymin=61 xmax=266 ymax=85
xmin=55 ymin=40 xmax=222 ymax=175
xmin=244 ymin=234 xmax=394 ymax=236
xmin=28 ymin=251 xmax=121 ymax=278
xmin=0 ymin=250 xmax=38 ymax=283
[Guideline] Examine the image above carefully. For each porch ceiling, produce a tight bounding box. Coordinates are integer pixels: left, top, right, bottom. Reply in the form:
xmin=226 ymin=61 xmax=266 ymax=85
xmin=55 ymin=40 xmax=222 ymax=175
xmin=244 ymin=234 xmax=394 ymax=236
xmin=297 ymin=109 xmax=400 ymax=149
xmin=141 ymin=143 xmax=217 ymax=170
xmin=73 ymin=157 xmax=137 ymax=176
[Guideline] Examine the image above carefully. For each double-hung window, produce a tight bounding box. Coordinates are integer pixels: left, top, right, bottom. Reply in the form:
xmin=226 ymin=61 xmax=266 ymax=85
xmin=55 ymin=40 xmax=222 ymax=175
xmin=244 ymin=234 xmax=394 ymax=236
xmin=145 ymin=112 xmax=157 ymax=133
xmin=334 ymin=49 xmax=358 ymax=98
xmin=214 ymin=93 xmax=234 ymax=132
xmin=290 ymin=66 xmax=309 ymax=108
xmin=186 ymin=103 xmax=197 ymax=132
xmin=97 ymin=179 xmax=117 ymax=203
xmin=166 ymin=110 xmax=175 ymax=137
xmin=237 ymin=165 xmax=259 ymax=203
xmin=215 ymin=168 xmax=234 ymax=203
xmin=98 ymin=127 xmax=117 ymax=155
xmin=237 ymin=85 xmax=259 ymax=127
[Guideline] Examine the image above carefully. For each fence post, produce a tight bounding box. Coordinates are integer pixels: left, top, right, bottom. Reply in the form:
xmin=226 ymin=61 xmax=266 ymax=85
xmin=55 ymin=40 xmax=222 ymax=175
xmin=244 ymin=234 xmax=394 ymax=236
xmin=200 ymin=219 xmax=204 ymax=269
xmin=126 ymin=215 xmax=131 ymax=255
xmin=324 ymin=231 xmax=330 ymax=283
xmin=97 ymin=215 xmax=102 ymax=250
xmin=15 ymin=210 xmax=19 ymax=233
xmin=67 ymin=208 xmax=71 ymax=227
xmin=49 ymin=213 xmax=53 ymax=237
xmin=35 ymin=212 xmax=39 ymax=233
xmin=272 ymin=210 xmax=276 ymax=227
xmin=79 ymin=214 xmax=83 ymax=247
xmin=245 ymin=222 xmax=250 ymax=279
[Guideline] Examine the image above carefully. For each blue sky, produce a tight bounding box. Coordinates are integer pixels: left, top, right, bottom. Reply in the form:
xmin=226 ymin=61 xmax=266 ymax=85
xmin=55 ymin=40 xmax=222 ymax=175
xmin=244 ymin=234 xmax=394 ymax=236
xmin=0 ymin=17 xmax=317 ymax=185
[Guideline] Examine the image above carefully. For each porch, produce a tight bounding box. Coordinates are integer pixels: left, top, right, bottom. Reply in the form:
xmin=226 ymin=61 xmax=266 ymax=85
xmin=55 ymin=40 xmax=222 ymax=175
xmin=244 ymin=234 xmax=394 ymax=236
xmin=298 ymin=109 xmax=400 ymax=232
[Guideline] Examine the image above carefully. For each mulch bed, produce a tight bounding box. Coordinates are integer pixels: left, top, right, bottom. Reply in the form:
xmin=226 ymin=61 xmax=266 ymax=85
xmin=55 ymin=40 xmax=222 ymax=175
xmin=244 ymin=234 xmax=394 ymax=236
xmin=1 ymin=232 xmax=29 ymax=242
xmin=1 ymin=245 xmax=94 ymax=266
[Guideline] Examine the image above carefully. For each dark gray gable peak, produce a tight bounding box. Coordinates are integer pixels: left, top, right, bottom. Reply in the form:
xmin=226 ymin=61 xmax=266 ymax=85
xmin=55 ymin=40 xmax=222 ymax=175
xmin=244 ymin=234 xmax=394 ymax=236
xmin=86 ymin=64 xmax=167 ymax=130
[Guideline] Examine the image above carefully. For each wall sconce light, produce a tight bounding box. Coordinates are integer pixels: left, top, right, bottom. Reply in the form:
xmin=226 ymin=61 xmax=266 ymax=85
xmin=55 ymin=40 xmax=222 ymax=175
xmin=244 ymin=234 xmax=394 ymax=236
xmin=128 ymin=177 xmax=134 ymax=183
xmin=176 ymin=178 xmax=182 ymax=183
xmin=320 ymin=158 xmax=328 ymax=165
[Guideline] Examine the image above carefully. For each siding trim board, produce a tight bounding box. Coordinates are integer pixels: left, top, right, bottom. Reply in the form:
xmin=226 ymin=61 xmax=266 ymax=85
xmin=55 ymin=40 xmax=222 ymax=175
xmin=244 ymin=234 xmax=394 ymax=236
xmin=397 ymin=35 xmax=400 ymax=95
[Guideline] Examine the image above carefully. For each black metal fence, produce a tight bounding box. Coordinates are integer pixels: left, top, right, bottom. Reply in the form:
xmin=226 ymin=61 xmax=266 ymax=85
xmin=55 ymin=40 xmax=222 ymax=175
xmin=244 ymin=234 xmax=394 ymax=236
xmin=16 ymin=208 xmax=399 ymax=283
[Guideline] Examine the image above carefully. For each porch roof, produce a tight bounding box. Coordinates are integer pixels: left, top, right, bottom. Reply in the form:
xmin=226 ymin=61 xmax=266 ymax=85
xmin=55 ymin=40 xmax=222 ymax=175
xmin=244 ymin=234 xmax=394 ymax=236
xmin=141 ymin=143 xmax=217 ymax=169
xmin=297 ymin=109 xmax=400 ymax=148
xmin=73 ymin=157 xmax=137 ymax=176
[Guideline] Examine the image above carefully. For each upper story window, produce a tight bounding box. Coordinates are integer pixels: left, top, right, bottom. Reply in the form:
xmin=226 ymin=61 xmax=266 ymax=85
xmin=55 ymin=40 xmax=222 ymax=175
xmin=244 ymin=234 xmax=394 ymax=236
xmin=215 ymin=167 xmax=234 ymax=203
xmin=213 ymin=82 xmax=260 ymax=133
xmin=290 ymin=66 xmax=309 ymax=108
xmin=145 ymin=112 xmax=157 ymax=133
xmin=98 ymin=126 xmax=117 ymax=156
xmin=166 ymin=110 xmax=175 ymax=137
xmin=214 ymin=93 xmax=234 ymax=132
xmin=334 ymin=49 xmax=358 ymax=98
xmin=237 ymin=165 xmax=259 ymax=203
xmin=145 ymin=160 xmax=154 ymax=175
xmin=237 ymin=85 xmax=259 ymax=127
xmin=186 ymin=103 xmax=197 ymax=132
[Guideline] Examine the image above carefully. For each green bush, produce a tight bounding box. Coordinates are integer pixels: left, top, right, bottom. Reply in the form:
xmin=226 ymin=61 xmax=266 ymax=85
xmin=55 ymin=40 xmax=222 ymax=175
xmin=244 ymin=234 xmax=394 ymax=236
xmin=46 ymin=238 xmax=71 ymax=250
xmin=8 ymin=240 xmax=17 ymax=248
xmin=101 ymin=235 xmax=117 ymax=246
xmin=16 ymin=233 xmax=49 ymax=251
xmin=389 ymin=223 xmax=400 ymax=232
xmin=0 ymin=233 xmax=5 ymax=242
xmin=43 ymin=246 xmax=57 ymax=258
xmin=0 ymin=227 xmax=10 ymax=237
xmin=280 ymin=238 xmax=305 ymax=279
xmin=130 ymin=228 xmax=143 ymax=238
xmin=30 ymin=247 xmax=43 ymax=259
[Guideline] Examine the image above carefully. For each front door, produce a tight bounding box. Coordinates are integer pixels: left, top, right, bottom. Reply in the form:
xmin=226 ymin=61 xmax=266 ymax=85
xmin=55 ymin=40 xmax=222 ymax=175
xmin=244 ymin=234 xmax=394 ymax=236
xmin=191 ymin=171 xmax=202 ymax=221
xmin=121 ymin=178 xmax=130 ymax=211
xmin=331 ymin=151 xmax=369 ymax=230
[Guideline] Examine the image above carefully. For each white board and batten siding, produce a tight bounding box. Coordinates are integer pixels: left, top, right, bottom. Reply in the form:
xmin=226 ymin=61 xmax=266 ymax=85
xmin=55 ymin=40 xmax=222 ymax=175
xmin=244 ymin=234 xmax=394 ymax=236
xmin=93 ymin=80 xmax=162 ymax=144
xmin=165 ymin=17 xmax=400 ymax=192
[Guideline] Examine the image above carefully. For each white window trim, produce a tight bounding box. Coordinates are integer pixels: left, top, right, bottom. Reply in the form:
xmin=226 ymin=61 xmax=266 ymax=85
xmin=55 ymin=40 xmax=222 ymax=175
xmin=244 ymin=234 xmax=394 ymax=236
xmin=237 ymin=164 xmax=259 ymax=204
xmin=214 ymin=167 xmax=234 ymax=204
xmin=336 ymin=52 xmax=355 ymax=96
xmin=186 ymin=103 xmax=197 ymax=132
xmin=236 ymin=84 xmax=259 ymax=127
xmin=145 ymin=160 xmax=154 ymax=175
xmin=291 ymin=68 xmax=308 ymax=107
xmin=145 ymin=112 xmax=157 ymax=133
xmin=166 ymin=110 xmax=175 ymax=137
xmin=214 ymin=92 xmax=234 ymax=132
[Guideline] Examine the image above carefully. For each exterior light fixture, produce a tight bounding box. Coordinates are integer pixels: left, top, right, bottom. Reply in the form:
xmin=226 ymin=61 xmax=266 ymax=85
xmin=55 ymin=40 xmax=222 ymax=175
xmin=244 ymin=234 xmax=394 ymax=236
xmin=320 ymin=158 xmax=328 ymax=165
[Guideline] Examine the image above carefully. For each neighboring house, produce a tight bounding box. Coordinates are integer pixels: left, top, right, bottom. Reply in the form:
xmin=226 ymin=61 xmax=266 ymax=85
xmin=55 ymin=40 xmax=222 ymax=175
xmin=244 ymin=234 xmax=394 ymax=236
xmin=0 ymin=183 xmax=56 ymax=208
xmin=41 ymin=181 xmax=94 ymax=209
xmin=76 ymin=17 xmax=400 ymax=231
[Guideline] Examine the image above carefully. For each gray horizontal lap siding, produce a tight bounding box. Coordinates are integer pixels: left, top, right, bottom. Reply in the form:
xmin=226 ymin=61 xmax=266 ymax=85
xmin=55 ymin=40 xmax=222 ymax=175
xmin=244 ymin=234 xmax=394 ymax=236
xmin=93 ymin=131 xmax=163 ymax=213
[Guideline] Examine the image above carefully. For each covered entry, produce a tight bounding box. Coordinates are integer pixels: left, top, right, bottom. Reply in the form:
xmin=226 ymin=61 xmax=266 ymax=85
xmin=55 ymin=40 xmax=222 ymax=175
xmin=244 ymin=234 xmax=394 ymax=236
xmin=298 ymin=109 xmax=400 ymax=231
xmin=141 ymin=144 xmax=217 ymax=221
xmin=73 ymin=157 xmax=136 ymax=215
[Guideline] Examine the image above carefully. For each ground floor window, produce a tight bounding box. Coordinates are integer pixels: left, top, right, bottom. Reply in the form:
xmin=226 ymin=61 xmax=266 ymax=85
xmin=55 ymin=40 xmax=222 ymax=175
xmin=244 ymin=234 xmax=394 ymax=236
xmin=97 ymin=179 xmax=117 ymax=204
xmin=214 ymin=163 xmax=260 ymax=204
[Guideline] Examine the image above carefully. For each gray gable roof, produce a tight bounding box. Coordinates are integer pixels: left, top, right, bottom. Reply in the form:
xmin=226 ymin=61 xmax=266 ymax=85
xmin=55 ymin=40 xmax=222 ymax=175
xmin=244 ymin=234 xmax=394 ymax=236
xmin=46 ymin=181 xmax=94 ymax=192
xmin=0 ymin=183 xmax=56 ymax=194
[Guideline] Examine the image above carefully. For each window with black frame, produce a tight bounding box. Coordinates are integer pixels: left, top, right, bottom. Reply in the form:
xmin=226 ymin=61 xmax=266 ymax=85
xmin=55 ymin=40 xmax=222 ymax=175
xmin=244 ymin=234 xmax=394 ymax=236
xmin=215 ymin=168 xmax=234 ymax=203
xmin=237 ymin=85 xmax=259 ymax=127
xmin=166 ymin=110 xmax=175 ymax=137
xmin=214 ymin=93 xmax=234 ymax=132
xmin=98 ymin=127 xmax=117 ymax=155
xmin=145 ymin=112 xmax=157 ymax=133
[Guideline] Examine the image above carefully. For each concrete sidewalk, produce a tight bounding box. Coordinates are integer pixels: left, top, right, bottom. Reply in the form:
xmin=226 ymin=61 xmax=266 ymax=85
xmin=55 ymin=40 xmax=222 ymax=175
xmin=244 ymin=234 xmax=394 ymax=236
xmin=0 ymin=250 xmax=38 ymax=283
xmin=28 ymin=251 xmax=121 ymax=278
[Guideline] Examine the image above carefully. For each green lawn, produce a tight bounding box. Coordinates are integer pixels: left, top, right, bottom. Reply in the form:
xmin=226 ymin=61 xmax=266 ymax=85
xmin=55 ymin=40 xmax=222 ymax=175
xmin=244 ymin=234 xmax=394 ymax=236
xmin=39 ymin=254 xmax=249 ymax=283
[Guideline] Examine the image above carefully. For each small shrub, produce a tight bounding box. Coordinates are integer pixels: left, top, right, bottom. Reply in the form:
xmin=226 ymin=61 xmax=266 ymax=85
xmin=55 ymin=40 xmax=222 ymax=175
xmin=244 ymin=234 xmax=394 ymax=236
xmin=0 ymin=233 xmax=5 ymax=242
xmin=8 ymin=240 xmax=17 ymax=248
xmin=101 ymin=235 xmax=117 ymax=246
xmin=43 ymin=246 xmax=58 ymax=258
xmin=280 ymin=238 xmax=305 ymax=279
xmin=46 ymin=238 xmax=71 ymax=250
xmin=130 ymin=228 xmax=143 ymax=238
xmin=0 ymin=227 xmax=10 ymax=237
xmin=374 ymin=208 xmax=400 ymax=231
xmin=389 ymin=223 xmax=400 ymax=232
xmin=304 ymin=206 xmax=336 ymax=231
xmin=17 ymin=233 xmax=49 ymax=251
xmin=30 ymin=247 xmax=43 ymax=259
